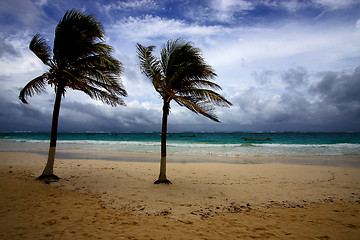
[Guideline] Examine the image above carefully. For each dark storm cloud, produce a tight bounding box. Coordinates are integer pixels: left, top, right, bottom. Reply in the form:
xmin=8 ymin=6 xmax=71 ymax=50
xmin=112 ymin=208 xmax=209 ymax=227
xmin=230 ymin=66 xmax=360 ymax=131
xmin=58 ymin=100 xmax=161 ymax=132
xmin=281 ymin=67 xmax=308 ymax=88
xmin=312 ymin=68 xmax=360 ymax=105
xmin=0 ymin=93 xmax=162 ymax=132
xmin=311 ymin=67 xmax=360 ymax=119
xmin=232 ymin=87 xmax=310 ymax=125
xmin=0 ymin=93 xmax=51 ymax=131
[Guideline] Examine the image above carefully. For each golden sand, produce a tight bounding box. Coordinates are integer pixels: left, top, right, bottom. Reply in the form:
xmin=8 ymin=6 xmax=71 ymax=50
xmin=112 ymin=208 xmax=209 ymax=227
xmin=0 ymin=152 xmax=359 ymax=239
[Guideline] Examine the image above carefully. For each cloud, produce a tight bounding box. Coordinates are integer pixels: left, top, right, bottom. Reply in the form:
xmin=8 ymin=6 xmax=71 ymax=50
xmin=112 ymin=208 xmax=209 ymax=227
xmin=227 ymin=66 xmax=360 ymax=131
xmin=0 ymin=35 xmax=47 ymax=75
xmin=209 ymin=0 xmax=254 ymax=22
xmin=0 ymin=41 xmax=19 ymax=58
xmin=107 ymin=15 xmax=223 ymax=44
xmin=311 ymin=67 xmax=360 ymax=118
xmin=1 ymin=0 xmax=360 ymax=132
xmin=314 ymin=0 xmax=359 ymax=10
xmin=0 ymin=92 xmax=52 ymax=131
xmin=252 ymin=70 xmax=275 ymax=85
xmin=0 ymin=0 xmax=49 ymax=33
xmin=53 ymin=98 xmax=162 ymax=132
xmin=35 ymin=0 xmax=48 ymax=7
xmin=106 ymin=0 xmax=158 ymax=11
xmin=281 ymin=67 xmax=308 ymax=89
xmin=207 ymin=22 xmax=356 ymax=69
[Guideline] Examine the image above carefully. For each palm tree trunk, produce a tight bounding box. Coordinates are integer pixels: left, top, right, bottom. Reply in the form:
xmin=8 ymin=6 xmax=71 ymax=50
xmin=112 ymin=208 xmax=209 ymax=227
xmin=154 ymin=98 xmax=172 ymax=184
xmin=36 ymin=83 xmax=64 ymax=182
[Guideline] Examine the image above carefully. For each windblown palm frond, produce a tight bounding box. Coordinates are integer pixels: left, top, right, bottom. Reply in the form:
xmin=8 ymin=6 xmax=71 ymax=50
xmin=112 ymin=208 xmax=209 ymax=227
xmin=174 ymin=95 xmax=220 ymax=122
xmin=136 ymin=44 xmax=160 ymax=78
xmin=19 ymin=74 xmax=48 ymax=104
xmin=136 ymin=43 xmax=163 ymax=93
xmin=29 ymin=34 xmax=52 ymax=66
xmin=53 ymin=9 xmax=105 ymax=68
xmin=21 ymin=8 xmax=127 ymax=107
xmin=138 ymin=38 xmax=232 ymax=121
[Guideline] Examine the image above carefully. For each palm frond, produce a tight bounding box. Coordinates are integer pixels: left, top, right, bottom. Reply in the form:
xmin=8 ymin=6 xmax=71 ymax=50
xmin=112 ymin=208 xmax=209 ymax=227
xmin=179 ymin=88 xmax=233 ymax=107
xmin=160 ymin=39 xmax=183 ymax=75
xmin=19 ymin=74 xmax=48 ymax=104
xmin=137 ymin=44 xmax=160 ymax=79
xmin=187 ymin=79 xmax=222 ymax=90
xmin=29 ymin=34 xmax=52 ymax=66
xmin=84 ymin=84 xmax=126 ymax=107
xmin=76 ymin=54 xmax=123 ymax=76
xmin=163 ymin=39 xmax=217 ymax=91
xmin=54 ymin=9 xmax=105 ymax=67
xmin=73 ymin=54 xmax=125 ymax=97
xmin=92 ymin=42 xmax=114 ymax=55
xmin=138 ymin=38 xmax=232 ymax=122
xmin=63 ymin=68 xmax=125 ymax=106
xmin=84 ymin=73 xmax=127 ymax=97
xmin=174 ymin=96 xmax=220 ymax=122
xmin=61 ymin=69 xmax=90 ymax=92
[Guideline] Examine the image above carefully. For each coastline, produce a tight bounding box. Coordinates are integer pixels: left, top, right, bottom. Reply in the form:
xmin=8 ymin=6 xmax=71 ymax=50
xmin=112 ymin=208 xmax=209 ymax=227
xmin=1 ymin=151 xmax=360 ymax=239
xmin=1 ymin=146 xmax=360 ymax=167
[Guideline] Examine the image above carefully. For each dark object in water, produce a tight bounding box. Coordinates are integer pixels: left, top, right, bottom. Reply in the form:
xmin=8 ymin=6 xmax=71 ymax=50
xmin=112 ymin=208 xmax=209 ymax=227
xmin=242 ymin=137 xmax=271 ymax=141
xmin=180 ymin=135 xmax=195 ymax=137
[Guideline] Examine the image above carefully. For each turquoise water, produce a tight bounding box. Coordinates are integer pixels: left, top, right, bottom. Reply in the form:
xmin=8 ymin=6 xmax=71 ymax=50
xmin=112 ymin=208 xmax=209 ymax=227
xmin=1 ymin=132 xmax=359 ymax=158
xmin=1 ymin=132 xmax=360 ymax=144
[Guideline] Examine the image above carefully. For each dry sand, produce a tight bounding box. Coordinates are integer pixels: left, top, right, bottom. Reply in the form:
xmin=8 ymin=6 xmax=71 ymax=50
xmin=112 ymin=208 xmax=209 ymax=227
xmin=0 ymin=151 xmax=360 ymax=239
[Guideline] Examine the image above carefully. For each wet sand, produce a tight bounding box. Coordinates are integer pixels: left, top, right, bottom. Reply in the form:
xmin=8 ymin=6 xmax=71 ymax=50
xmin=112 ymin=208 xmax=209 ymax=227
xmin=0 ymin=152 xmax=359 ymax=239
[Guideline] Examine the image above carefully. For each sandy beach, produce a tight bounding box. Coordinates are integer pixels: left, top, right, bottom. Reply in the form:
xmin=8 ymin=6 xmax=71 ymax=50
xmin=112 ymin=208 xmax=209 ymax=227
xmin=0 ymin=151 xmax=360 ymax=239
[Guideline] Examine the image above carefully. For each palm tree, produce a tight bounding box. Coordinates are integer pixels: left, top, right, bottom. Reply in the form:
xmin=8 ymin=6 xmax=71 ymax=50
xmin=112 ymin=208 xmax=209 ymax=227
xmin=19 ymin=9 xmax=127 ymax=182
xmin=137 ymin=39 xmax=232 ymax=184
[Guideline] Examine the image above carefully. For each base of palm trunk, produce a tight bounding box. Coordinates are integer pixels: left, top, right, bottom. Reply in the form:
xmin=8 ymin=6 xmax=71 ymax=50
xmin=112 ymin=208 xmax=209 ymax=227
xmin=154 ymin=179 xmax=172 ymax=184
xmin=36 ymin=174 xmax=60 ymax=184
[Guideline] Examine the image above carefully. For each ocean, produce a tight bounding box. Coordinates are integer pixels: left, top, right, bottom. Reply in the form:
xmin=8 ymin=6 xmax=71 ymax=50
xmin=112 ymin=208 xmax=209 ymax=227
xmin=1 ymin=132 xmax=360 ymax=162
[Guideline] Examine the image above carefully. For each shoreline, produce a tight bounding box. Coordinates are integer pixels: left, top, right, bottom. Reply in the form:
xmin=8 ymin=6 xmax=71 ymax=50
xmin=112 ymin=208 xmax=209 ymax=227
xmin=1 ymin=148 xmax=360 ymax=167
xmin=1 ymin=151 xmax=360 ymax=239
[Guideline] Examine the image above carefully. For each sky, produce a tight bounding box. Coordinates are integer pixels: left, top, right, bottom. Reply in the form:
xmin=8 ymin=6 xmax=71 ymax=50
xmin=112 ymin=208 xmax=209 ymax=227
xmin=0 ymin=0 xmax=359 ymax=132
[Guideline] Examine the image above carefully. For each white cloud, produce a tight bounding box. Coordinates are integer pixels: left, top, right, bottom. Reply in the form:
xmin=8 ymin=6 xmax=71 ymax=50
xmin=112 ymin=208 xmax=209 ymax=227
xmin=209 ymin=0 xmax=254 ymax=22
xmin=205 ymin=21 xmax=359 ymax=74
xmin=107 ymin=15 xmax=224 ymax=43
xmin=356 ymin=19 xmax=360 ymax=31
xmin=0 ymin=34 xmax=46 ymax=76
xmin=106 ymin=0 xmax=158 ymax=11
xmin=314 ymin=0 xmax=358 ymax=10
xmin=35 ymin=0 xmax=48 ymax=7
xmin=99 ymin=0 xmax=159 ymax=20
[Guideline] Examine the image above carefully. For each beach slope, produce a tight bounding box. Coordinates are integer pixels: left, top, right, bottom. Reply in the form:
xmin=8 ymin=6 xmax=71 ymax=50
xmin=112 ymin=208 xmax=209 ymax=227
xmin=0 ymin=152 xmax=359 ymax=239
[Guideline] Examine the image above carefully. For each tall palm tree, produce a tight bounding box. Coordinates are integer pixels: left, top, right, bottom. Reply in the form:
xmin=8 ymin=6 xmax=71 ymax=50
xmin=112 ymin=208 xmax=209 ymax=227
xmin=19 ymin=9 xmax=127 ymax=182
xmin=137 ymin=39 xmax=232 ymax=184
